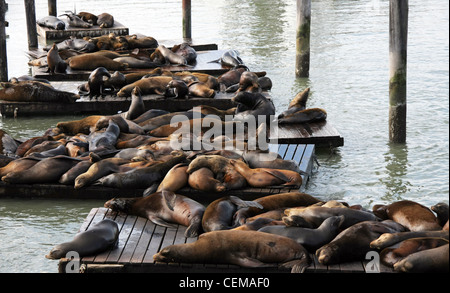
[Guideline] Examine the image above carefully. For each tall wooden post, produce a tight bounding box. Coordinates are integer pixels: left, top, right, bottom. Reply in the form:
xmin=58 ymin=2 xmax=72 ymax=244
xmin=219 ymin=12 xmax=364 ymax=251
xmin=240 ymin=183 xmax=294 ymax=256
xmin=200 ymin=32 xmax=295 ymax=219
xmin=48 ymin=0 xmax=57 ymax=16
xmin=296 ymin=0 xmax=311 ymax=77
xmin=389 ymin=0 xmax=408 ymax=143
xmin=24 ymin=0 xmax=38 ymax=48
xmin=0 ymin=0 xmax=8 ymax=81
xmin=182 ymin=0 xmax=192 ymax=43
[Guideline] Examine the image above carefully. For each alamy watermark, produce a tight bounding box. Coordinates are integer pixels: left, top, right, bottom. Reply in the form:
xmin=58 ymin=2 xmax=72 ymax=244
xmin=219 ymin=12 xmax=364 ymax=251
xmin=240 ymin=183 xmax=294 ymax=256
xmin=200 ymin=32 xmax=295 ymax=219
xmin=365 ymin=251 xmax=380 ymax=273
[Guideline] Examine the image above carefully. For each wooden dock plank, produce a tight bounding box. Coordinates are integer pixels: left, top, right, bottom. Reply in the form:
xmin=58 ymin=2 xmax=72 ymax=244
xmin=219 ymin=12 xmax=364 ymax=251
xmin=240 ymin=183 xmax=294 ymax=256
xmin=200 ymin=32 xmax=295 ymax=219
xmin=117 ymin=216 xmax=147 ymax=263
xmin=105 ymin=214 xmax=138 ymax=263
xmin=37 ymin=21 xmax=129 ymax=40
xmin=143 ymin=225 xmax=167 ymax=264
xmin=129 ymin=220 xmax=156 ymax=264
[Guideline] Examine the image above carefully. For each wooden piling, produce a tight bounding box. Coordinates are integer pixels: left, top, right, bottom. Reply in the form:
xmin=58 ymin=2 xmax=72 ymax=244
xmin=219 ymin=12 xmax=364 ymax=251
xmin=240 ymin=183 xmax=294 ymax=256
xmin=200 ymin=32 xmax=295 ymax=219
xmin=295 ymin=0 xmax=311 ymax=77
xmin=48 ymin=0 xmax=57 ymax=16
xmin=182 ymin=0 xmax=192 ymax=43
xmin=24 ymin=0 xmax=38 ymax=48
xmin=0 ymin=0 xmax=7 ymax=81
xmin=389 ymin=0 xmax=408 ymax=143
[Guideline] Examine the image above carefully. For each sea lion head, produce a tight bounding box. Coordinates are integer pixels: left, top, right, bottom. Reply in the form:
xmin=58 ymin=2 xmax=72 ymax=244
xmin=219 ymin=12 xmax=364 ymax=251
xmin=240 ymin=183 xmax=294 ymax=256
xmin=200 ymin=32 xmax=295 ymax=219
xmin=104 ymin=197 xmax=136 ymax=213
xmin=45 ymin=243 xmax=70 ymax=259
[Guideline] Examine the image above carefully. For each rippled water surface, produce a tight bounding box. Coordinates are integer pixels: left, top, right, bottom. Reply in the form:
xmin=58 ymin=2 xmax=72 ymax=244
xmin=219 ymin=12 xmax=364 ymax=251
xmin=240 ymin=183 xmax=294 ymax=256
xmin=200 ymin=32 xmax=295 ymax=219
xmin=0 ymin=0 xmax=448 ymax=272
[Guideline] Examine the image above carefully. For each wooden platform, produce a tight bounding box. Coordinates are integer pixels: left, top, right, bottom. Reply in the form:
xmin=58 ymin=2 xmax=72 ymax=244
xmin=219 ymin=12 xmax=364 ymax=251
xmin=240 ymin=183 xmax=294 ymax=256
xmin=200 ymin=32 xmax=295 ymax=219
xmin=37 ymin=21 xmax=129 ymax=40
xmin=0 ymin=144 xmax=314 ymax=200
xmin=56 ymin=206 xmax=395 ymax=274
xmin=31 ymin=49 xmax=229 ymax=81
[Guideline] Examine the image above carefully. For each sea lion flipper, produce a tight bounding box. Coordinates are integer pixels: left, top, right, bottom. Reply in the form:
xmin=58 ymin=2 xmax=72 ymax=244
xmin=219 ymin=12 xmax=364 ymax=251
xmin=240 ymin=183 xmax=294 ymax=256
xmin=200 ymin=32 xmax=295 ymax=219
xmin=262 ymin=169 xmax=290 ymax=183
xmin=281 ymin=257 xmax=311 ymax=274
xmin=162 ymin=190 xmax=177 ymax=211
xmin=148 ymin=215 xmax=177 ymax=229
xmin=143 ymin=183 xmax=159 ymax=197
xmin=228 ymin=195 xmax=263 ymax=209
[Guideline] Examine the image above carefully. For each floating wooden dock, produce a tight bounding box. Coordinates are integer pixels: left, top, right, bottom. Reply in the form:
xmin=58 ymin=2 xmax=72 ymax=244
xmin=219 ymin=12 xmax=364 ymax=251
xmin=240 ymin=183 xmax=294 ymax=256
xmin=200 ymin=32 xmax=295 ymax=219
xmin=37 ymin=21 xmax=129 ymax=40
xmin=56 ymin=203 xmax=395 ymax=274
xmin=0 ymin=143 xmax=314 ymax=200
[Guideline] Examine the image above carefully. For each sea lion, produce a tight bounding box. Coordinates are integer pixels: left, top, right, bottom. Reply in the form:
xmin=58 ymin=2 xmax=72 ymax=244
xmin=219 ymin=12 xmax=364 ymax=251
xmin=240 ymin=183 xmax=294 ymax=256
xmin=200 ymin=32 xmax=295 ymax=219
xmin=188 ymin=167 xmax=226 ymax=193
xmin=60 ymin=12 xmax=92 ymax=28
xmin=283 ymin=205 xmax=380 ymax=229
xmin=148 ymin=117 xmax=233 ymax=138
xmin=0 ymin=81 xmax=79 ymax=103
xmin=316 ymin=220 xmax=406 ymax=265
xmin=116 ymin=76 xmax=173 ymax=97
xmin=0 ymin=130 xmax=20 ymax=156
xmin=172 ymin=43 xmax=197 ymax=64
xmin=369 ymin=230 xmax=449 ymax=250
xmin=209 ymin=50 xmax=244 ymax=68
xmin=68 ymin=54 xmax=128 ymax=71
xmin=47 ymin=43 xmax=67 ymax=74
xmin=242 ymin=151 xmax=301 ymax=172
xmin=137 ymin=111 xmax=194 ymax=131
xmin=27 ymin=144 xmax=67 ymax=158
xmin=202 ymin=196 xmax=263 ymax=232
xmin=59 ymin=160 xmax=93 ymax=185
xmin=259 ymin=215 xmax=345 ymax=251
xmin=86 ymin=33 xmax=129 ymax=51
xmin=114 ymin=148 xmax=154 ymax=161
xmin=86 ymin=67 xmax=111 ymax=99
xmin=431 ymin=202 xmax=449 ymax=227
xmin=97 ymin=13 xmax=114 ymax=28
xmin=232 ymin=92 xmax=275 ymax=125
xmin=113 ymin=56 xmax=159 ymax=69
xmin=45 ymin=219 xmax=119 ymax=259
xmin=232 ymin=218 xmax=284 ymax=231
xmin=393 ymin=243 xmax=449 ymax=273
xmin=153 ymin=230 xmax=311 ymax=273
xmin=1 ymin=155 xmax=81 ymax=184
xmin=166 ymin=79 xmax=189 ymax=99
xmin=125 ymin=35 xmax=158 ymax=49
xmin=276 ymin=108 xmax=327 ymax=124
xmin=97 ymin=151 xmax=186 ymax=189
xmin=121 ymin=87 xmax=146 ymax=120
xmin=22 ymin=140 xmax=63 ymax=158
xmin=190 ymin=105 xmax=236 ymax=120
xmin=37 ymin=16 xmax=65 ymax=30
xmin=77 ymin=12 xmax=98 ymax=25
xmin=104 ymin=190 xmax=204 ymax=237
xmin=132 ymin=109 xmax=169 ymax=125
xmin=278 ymin=88 xmax=310 ymax=119
xmin=373 ymin=200 xmax=442 ymax=231
xmin=234 ymin=192 xmax=322 ymax=226
xmin=155 ymin=45 xmax=187 ymax=65
xmin=14 ymin=135 xmax=54 ymax=157
xmin=217 ymin=66 xmax=248 ymax=89
xmin=56 ymin=115 xmax=104 ymax=135
xmin=380 ymin=237 xmax=449 ymax=267
xmin=74 ymin=157 xmax=129 ymax=189
xmin=87 ymin=120 xmax=121 ymax=154
xmin=187 ymin=81 xmax=216 ymax=98
xmin=230 ymin=159 xmax=303 ymax=188
xmin=156 ymin=163 xmax=189 ymax=192
xmin=236 ymin=71 xmax=261 ymax=93
xmin=0 ymin=157 xmax=41 ymax=178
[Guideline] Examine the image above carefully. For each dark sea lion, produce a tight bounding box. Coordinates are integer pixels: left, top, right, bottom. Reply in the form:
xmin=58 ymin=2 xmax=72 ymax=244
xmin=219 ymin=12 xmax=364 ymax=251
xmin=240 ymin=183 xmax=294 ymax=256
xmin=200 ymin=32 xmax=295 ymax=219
xmin=393 ymin=243 xmax=449 ymax=273
xmin=230 ymin=159 xmax=303 ymax=188
xmin=154 ymin=230 xmax=311 ymax=273
xmin=155 ymin=45 xmax=187 ymax=65
xmin=77 ymin=12 xmax=98 ymax=25
xmin=242 ymin=151 xmax=300 ymax=172
xmin=259 ymin=215 xmax=345 ymax=251
xmin=218 ymin=66 xmax=248 ymax=88
xmin=316 ymin=220 xmax=406 ymax=265
xmin=59 ymin=160 xmax=93 ymax=185
xmin=232 ymin=218 xmax=284 ymax=231
xmin=277 ymin=108 xmax=327 ymax=124
xmin=209 ymin=50 xmax=244 ymax=68
xmin=45 ymin=219 xmax=119 ymax=259
xmin=373 ymin=200 xmax=442 ymax=231
xmin=22 ymin=139 xmax=62 ymax=157
xmin=98 ymin=151 xmax=186 ymax=189
xmin=1 ymin=155 xmax=81 ymax=184
xmin=56 ymin=115 xmax=104 ymax=135
xmin=97 ymin=13 xmax=114 ymax=28
xmin=86 ymin=67 xmax=111 ymax=99
xmin=104 ymin=190 xmax=205 ymax=237
xmin=283 ymin=205 xmax=380 ymax=229
xmin=15 ymin=135 xmax=54 ymax=157
xmin=0 ymin=81 xmax=79 ymax=103
xmin=202 ymin=196 xmax=263 ymax=232
xmin=103 ymin=71 xmax=127 ymax=91
xmin=232 ymin=92 xmax=275 ymax=125
xmin=236 ymin=71 xmax=261 ymax=93
xmin=74 ymin=157 xmax=129 ymax=189
xmin=0 ymin=130 xmax=20 ymax=156
xmin=278 ymin=88 xmax=310 ymax=119
xmin=60 ymin=12 xmax=92 ymax=28
xmin=37 ymin=16 xmax=65 ymax=30
xmin=187 ymin=81 xmax=216 ymax=98
xmin=28 ymin=144 xmax=67 ymax=158
xmin=68 ymin=54 xmax=128 ymax=71
xmin=126 ymin=35 xmax=158 ymax=49
xmin=166 ymin=79 xmax=189 ymax=99
xmin=188 ymin=167 xmax=226 ymax=192
xmin=49 ymin=36 xmax=96 ymax=53
xmin=117 ymin=76 xmax=173 ymax=97
xmin=47 ymin=43 xmax=67 ymax=74
xmin=137 ymin=111 xmax=195 ymax=131
xmin=132 ymin=109 xmax=169 ymax=125
xmin=122 ymin=87 xmax=146 ymax=120
xmin=0 ymin=157 xmax=41 ymax=178
xmin=431 ymin=202 xmax=449 ymax=227
xmin=258 ymin=76 xmax=272 ymax=91
xmin=234 ymin=192 xmax=322 ymax=226
xmin=380 ymin=237 xmax=449 ymax=267
xmin=156 ymin=163 xmax=189 ymax=192
xmin=172 ymin=43 xmax=197 ymax=64
xmin=370 ymin=230 xmax=449 ymax=250
xmin=87 ymin=120 xmax=121 ymax=153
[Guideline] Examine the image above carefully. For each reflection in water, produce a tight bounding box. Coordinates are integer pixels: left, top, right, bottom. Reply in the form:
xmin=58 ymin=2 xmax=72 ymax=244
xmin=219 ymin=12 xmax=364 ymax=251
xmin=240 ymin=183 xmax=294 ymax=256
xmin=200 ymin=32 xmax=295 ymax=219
xmin=380 ymin=143 xmax=412 ymax=202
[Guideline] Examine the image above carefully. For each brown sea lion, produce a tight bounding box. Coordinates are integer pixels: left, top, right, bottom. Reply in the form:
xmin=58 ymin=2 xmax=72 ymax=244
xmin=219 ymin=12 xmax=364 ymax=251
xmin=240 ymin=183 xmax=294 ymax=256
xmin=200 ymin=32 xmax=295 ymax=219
xmin=166 ymin=79 xmax=189 ymax=99
xmin=0 ymin=81 xmax=79 ymax=103
xmin=217 ymin=66 xmax=248 ymax=88
xmin=373 ymin=200 xmax=442 ymax=231
xmin=137 ymin=111 xmax=193 ymax=131
xmin=393 ymin=243 xmax=449 ymax=273
xmin=236 ymin=71 xmax=261 ymax=93
xmin=0 ymin=155 xmax=15 ymax=168
xmin=116 ymin=76 xmax=173 ymax=97
xmin=77 ymin=12 xmax=98 ymax=25
xmin=0 ymin=157 xmax=41 ymax=178
xmin=156 ymin=163 xmax=189 ymax=192
xmin=188 ymin=167 xmax=226 ymax=193
xmin=104 ymin=190 xmax=204 ymax=237
xmin=242 ymin=151 xmax=301 ymax=173
xmin=370 ymin=230 xmax=449 ymax=250
xmin=259 ymin=215 xmax=345 ymax=251
xmin=1 ymin=155 xmax=81 ymax=184
xmin=232 ymin=91 xmax=275 ymax=125
xmin=60 ymin=12 xmax=92 ymax=28
xmin=46 ymin=219 xmax=119 ymax=259
xmin=125 ymin=35 xmax=158 ymax=49
xmin=155 ymin=45 xmax=187 ymax=65
xmin=232 ymin=218 xmax=284 ymax=231
xmin=56 ymin=115 xmax=104 ymax=135
xmin=190 ymin=105 xmax=236 ymax=120
xmin=246 ymin=208 xmax=286 ymax=222
xmin=316 ymin=220 xmax=406 ymax=265
xmin=23 ymin=140 xmax=64 ymax=157
xmin=47 ymin=43 xmax=67 ymax=74
xmin=59 ymin=160 xmax=93 ymax=185
xmin=172 ymin=43 xmax=197 ymax=64
xmin=230 ymin=159 xmax=303 ymax=188
xmin=187 ymin=81 xmax=216 ymax=98
xmin=74 ymin=157 xmax=130 ymax=189
xmin=153 ymin=230 xmax=311 ymax=273
xmin=97 ymin=13 xmax=114 ymax=28
xmin=233 ymin=192 xmax=322 ymax=226
xmin=148 ymin=117 xmax=229 ymax=137
xmin=278 ymin=88 xmax=310 ymax=119
xmin=202 ymin=196 xmax=263 ymax=232
xmin=277 ymin=108 xmax=327 ymax=124
xmin=68 ymin=54 xmax=128 ymax=71
xmin=15 ymin=135 xmax=54 ymax=157
xmin=380 ymin=237 xmax=449 ymax=267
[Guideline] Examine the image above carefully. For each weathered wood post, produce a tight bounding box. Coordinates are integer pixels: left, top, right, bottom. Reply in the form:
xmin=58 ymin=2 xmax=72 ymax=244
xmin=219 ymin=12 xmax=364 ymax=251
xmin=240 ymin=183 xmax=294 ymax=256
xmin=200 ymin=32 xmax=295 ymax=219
xmin=295 ymin=0 xmax=311 ymax=77
xmin=0 ymin=0 xmax=8 ymax=81
xmin=48 ymin=0 xmax=57 ymax=16
xmin=389 ymin=0 xmax=408 ymax=143
xmin=182 ymin=0 xmax=192 ymax=43
xmin=24 ymin=0 xmax=38 ymax=48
